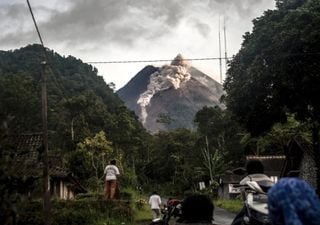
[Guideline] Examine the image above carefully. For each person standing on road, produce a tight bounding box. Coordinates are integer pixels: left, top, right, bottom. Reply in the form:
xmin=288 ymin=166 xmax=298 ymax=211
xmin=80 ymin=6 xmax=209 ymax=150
xmin=104 ymin=159 xmax=120 ymax=200
xmin=149 ymin=191 xmax=162 ymax=220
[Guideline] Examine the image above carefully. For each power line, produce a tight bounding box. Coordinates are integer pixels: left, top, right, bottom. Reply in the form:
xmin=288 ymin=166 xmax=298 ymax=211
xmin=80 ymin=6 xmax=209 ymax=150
xmin=26 ymin=0 xmax=47 ymax=59
xmin=85 ymin=52 xmax=320 ymax=65
xmin=86 ymin=57 xmax=233 ymax=64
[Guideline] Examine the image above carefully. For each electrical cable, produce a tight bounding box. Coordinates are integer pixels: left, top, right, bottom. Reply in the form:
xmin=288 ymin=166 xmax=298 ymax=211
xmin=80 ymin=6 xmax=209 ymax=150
xmin=26 ymin=0 xmax=47 ymax=60
xmin=86 ymin=57 xmax=233 ymax=64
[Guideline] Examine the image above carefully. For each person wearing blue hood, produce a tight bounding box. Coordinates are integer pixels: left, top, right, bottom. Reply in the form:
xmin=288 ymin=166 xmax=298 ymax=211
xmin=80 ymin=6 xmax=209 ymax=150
xmin=268 ymin=177 xmax=320 ymax=225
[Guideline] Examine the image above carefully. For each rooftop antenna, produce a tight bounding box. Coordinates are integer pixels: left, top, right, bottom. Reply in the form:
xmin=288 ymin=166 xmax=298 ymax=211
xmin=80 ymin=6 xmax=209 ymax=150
xmin=218 ymin=16 xmax=223 ymax=83
xmin=224 ymin=16 xmax=228 ymax=74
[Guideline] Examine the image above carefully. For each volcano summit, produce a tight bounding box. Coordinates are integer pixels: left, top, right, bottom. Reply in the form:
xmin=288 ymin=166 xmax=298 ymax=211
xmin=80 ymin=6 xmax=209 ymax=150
xmin=117 ymin=54 xmax=224 ymax=133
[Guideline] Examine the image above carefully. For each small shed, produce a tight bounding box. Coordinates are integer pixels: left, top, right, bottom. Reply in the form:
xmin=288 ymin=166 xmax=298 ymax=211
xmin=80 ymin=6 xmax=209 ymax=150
xmin=5 ymin=133 xmax=86 ymax=199
xmin=218 ymin=172 xmax=243 ymax=199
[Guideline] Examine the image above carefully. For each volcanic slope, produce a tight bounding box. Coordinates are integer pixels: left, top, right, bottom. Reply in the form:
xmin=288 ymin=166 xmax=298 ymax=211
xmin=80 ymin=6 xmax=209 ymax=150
xmin=117 ymin=54 xmax=224 ymax=133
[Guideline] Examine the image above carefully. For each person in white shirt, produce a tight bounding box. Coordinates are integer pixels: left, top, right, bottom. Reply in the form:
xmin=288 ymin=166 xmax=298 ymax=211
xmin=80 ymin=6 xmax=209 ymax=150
xmin=104 ymin=159 xmax=120 ymax=199
xmin=149 ymin=191 xmax=162 ymax=220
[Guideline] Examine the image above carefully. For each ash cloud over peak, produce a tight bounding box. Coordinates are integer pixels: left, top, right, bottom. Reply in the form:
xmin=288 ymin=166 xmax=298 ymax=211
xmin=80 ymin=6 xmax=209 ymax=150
xmin=137 ymin=54 xmax=191 ymax=124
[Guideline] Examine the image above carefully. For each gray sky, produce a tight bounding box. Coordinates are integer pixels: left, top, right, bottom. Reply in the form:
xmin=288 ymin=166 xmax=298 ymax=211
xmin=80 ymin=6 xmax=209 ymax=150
xmin=0 ymin=0 xmax=275 ymax=89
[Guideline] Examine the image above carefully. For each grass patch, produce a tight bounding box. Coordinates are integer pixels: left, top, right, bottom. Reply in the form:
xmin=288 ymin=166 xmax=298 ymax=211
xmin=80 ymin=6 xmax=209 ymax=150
xmin=214 ymin=198 xmax=242 ymax=213
xmin=134 ymin=204 xmax=152 ymax=222
xmin=121 ymin=187 xmax=152 ymax=223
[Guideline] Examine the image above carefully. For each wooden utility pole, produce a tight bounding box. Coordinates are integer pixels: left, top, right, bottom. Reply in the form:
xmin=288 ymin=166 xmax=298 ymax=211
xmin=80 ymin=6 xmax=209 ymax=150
xmin=26 ymin=0 xmax=51 ymax=223
xmin=40 ymin=61 xmax=51 ymax=225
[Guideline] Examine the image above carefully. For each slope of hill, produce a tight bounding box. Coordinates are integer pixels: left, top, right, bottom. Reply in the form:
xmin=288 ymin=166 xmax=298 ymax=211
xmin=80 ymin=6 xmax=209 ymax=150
xmin=0 ymin=44 xmax=148 ymax=151
xmin=117 ymin=54 xmax=224 ymax=133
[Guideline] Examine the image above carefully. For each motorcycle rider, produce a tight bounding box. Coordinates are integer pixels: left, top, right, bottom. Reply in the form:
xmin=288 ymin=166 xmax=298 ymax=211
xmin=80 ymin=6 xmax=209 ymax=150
xmin=231 ymin=160 xmax=272 ymax=225
xmin=239 ymin=160 xmax=271 ymax=186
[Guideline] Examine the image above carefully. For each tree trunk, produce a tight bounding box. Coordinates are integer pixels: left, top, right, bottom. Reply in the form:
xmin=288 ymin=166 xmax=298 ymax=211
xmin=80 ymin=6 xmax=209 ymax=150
xmin=312 ymin=123 xmax=320 ymax=196
xmin=91 ymin=154 xmax=99 ymax=192
xmin=71 ymin=117 xmax=74 ymax=142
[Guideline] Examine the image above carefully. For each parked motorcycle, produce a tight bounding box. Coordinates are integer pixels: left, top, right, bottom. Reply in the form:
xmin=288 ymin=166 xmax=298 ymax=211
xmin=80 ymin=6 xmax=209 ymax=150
xmin=161 ymin=198 xmax=182 ymax=225
xmin=232 ymin=174 xmax=274 ymax=225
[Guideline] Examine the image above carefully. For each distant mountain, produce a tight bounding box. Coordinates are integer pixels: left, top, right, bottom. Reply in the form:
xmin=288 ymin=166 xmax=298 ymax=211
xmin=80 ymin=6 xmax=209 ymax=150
xmin=117 ymin=54 xmax=224 ymax=133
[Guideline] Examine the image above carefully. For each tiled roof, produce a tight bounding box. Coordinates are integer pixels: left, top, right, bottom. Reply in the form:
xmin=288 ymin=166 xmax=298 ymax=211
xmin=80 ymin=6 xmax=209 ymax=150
xmin=246 ymin=155 xmax=286 ymax=176
xmin=5 ymin=133 xmax=69 ymax=178
xmin=6 ymin=133 xmax=43 ymax=152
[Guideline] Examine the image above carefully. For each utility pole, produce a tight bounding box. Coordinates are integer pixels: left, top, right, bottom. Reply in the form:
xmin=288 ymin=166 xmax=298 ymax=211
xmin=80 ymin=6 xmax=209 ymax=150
xmin=26 ymin=1 xmax=51 ymax=223
xmin=40 ymin=61 xmax=51 ymax=225
xmin=218 ymin=17 xmax=223 ymax=84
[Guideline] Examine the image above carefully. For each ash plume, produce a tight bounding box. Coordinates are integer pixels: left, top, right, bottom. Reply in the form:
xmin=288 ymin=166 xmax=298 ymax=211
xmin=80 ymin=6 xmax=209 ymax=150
xmin=137 ymin=54 xmax=191 ymax=124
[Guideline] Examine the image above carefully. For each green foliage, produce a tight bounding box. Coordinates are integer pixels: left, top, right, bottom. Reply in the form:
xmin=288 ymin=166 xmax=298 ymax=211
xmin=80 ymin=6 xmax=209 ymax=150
xmin=224 ymin=0 xmax=320 ymax=135
xmin=0 ymin=44 xmax=151 ymax=192
xmin=194 ymin=106 xmax=246 ymax=166
xmin=0 ymin=74 xmax=41 ymax=133
xmin=77 ymin=130 xmax=113 ymax=182
xmin=255 ymin=114 xmax=310 ymax=155
xmin=144 ymin=129 xmax=200 ymax=193
xmin=224 ymin=0 xmax=320 ymax=190
xmin=214 ymin=198 xmax=243 ymax=213
xmin=16 ymin=200 xmax=133 ymax=225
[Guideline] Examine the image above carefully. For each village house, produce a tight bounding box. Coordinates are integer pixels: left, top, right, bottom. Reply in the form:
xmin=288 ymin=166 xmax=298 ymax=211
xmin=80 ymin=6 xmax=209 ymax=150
xmin=5 ymin=133 xmax=86 ymax=199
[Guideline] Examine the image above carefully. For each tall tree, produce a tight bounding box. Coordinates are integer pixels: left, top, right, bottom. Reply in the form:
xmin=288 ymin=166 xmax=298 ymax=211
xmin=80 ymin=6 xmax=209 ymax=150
xmin=194 ymin=106 xmax=245 ymax=165
xmin=77 ymin=131 xmax=113 ymax=191
xmin=224 ymin=0 xmax=320 ymax=192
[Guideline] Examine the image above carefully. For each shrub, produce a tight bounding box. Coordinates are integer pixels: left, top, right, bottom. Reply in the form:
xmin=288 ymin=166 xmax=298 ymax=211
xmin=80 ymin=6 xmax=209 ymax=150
xmin=16 ymin=199 xmax=133 ymax=225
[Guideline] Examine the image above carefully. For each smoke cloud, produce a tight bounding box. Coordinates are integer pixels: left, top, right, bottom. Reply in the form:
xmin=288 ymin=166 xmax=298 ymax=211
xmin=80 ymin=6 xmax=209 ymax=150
xmin=0 ymin=0 xmax=275 ymax=89
xmin=137 ymin=54 xmax=191 ymax=124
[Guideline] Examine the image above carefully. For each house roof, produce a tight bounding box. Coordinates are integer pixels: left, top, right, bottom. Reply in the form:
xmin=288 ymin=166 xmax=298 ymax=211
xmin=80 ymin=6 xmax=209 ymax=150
xmin=6 ymin=133 xmax=43 ymax=152
xmin=246 ymin=155 xmax=286 ymax=176
xmin=4 ymin=133 xmax=87 ymax=193
xmin=5 ymin=133 xmax=69 ymax=178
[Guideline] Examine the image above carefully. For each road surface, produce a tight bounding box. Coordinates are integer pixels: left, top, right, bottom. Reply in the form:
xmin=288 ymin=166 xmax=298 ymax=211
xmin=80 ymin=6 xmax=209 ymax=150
xmin=213 ymin=207 xmax=236 ymax=225
xmin=161 ymin=197 xmax=236 ymax=225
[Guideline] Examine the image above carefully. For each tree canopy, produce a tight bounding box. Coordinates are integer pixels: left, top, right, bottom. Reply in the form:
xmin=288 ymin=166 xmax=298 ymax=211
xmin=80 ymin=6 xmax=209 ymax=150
xmin=224 ymin=0 xmax=320 ymax=192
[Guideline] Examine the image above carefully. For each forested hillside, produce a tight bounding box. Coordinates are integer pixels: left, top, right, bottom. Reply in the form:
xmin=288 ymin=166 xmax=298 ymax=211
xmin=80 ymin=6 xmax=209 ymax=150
xmin=0 ymin=44 xmax=151 ymax=188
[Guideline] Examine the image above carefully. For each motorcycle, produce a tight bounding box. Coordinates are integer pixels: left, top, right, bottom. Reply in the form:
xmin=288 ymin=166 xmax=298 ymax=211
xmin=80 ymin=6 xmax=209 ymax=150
xmin=161 ymin=198 xmax=182 ymax=225
xmin=232 ymin=174 xmax=274 ymax=225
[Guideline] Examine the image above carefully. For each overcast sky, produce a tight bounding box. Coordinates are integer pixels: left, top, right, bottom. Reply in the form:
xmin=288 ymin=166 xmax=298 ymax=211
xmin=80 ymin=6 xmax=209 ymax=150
xmin=0 ymin=0 xmax=275 ymax=89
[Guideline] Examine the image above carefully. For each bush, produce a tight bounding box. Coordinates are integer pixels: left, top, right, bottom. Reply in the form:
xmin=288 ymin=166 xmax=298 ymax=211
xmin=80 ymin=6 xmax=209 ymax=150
xmin=135 ymin=199 xmax=147 ymax=210
xmin=214 ymin=198 xmax=242 ymax=213
xmin=16 ymin=199 xmax=133 ymax=225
